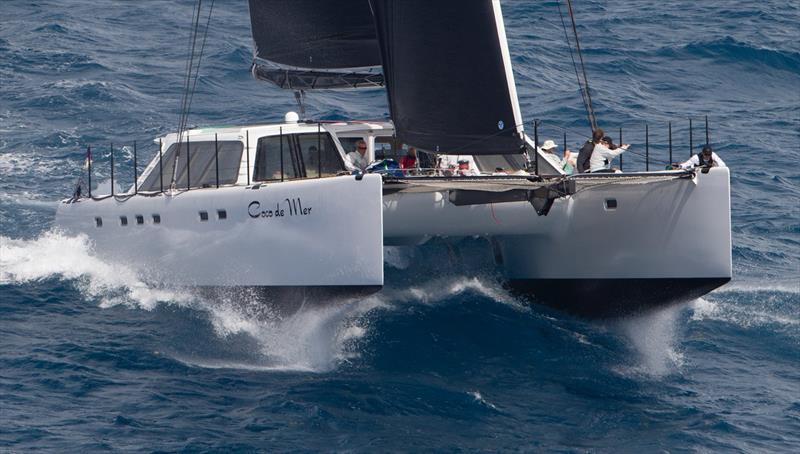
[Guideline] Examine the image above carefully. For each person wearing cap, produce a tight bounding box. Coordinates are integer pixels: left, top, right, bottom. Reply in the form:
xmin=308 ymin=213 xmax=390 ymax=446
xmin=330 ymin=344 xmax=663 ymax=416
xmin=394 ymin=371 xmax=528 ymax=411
xmin=677 ymin=145 xmax=726 ymax=170
xmin=345 ymin=139 xmax=369 ymax=171
xmin=590 ymin=129 xmax=630 ymax=172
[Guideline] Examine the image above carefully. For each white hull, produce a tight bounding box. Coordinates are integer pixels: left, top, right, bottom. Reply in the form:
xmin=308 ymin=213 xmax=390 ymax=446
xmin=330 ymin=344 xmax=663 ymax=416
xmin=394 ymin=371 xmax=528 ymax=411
xmin=381 ymin=169 xmax=731 ymax=280
xmin=55 ymin=168 xmax=731 ymax=315
xmin=55 ymin=175 xmax=385 ymax=287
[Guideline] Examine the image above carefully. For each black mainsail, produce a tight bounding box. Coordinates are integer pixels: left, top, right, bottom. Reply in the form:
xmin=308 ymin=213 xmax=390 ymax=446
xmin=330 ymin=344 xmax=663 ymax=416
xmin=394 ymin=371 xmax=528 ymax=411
xmin=248 ymin=0 xmax=384 ymax=89
xmin=368 ymin=0 xmax=524 ymax=155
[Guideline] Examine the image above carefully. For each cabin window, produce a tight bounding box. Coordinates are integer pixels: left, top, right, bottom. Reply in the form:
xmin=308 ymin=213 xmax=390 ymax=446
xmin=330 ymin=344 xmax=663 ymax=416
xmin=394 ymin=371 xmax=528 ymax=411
xmin=135 ymin=215 xmax=144 ymax=225
xmin=605 ymin=199 xmax=618 ymax=210
xmin=296 ymin=133 xmax=345 ymax=178
xmin=374 ymin=137 xmax=404 ymax=161
xmin=95 ymin=217 xmax=103 ymax=227
xmin=152 ymin=214 xmax=161 ymax=224
xmin=254 ymin=132 xmax=343 ymax=181
xmin=338 ymin=137 xmax=366 ymax=157
xmin=120 ymin=216 xmax=128 ymax=226
xmin=217 ymin=209 xmax=227 ymax=220
xmin=253 ymin=134 xmax=293 ymax=181
xmin=199 ymin=211 xmax=209 ymax=222
xmin=139 ymin=140 xmax=244 ymax=191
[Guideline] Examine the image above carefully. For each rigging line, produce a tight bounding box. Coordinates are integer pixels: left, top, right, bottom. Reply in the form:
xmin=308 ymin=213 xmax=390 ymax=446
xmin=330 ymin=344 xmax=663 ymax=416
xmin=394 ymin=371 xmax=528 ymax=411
xmin=172 ymin=0 xmax=215 ymax=189
xmin=180 ymin=1 xmax=209 ymax=136
xmin=557 ymin=1 xmax=591 ymax=130
xmin=171 ymin=0 xmax=204 ymax=189
xmin=183 ymin=0 xmax=215 ymax=134
xmin=177 ymin=0 xmax=203 ymax=138
xmin=565 ymin=0 xmax=597 ymax=131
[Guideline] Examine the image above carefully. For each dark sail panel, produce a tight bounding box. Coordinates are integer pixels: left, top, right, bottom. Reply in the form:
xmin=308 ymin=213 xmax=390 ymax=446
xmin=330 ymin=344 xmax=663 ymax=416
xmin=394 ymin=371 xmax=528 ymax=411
xmin=370 ymin=0 xmax=524 ymax=154
xmin=252 ymin=62 xmax=383 ymax=89
xmin=248 ymin=0 xmax=382 ymax=70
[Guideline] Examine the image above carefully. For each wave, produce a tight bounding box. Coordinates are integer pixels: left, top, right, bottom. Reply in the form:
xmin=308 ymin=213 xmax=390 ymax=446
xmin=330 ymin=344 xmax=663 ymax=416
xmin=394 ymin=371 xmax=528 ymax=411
xmin=0 ymin=231 xmax=385 ymax=372
xmin=663 ymin=36 xmax=800 ymax=71
xmin=2 ymin=231 xmax=797 ymax=377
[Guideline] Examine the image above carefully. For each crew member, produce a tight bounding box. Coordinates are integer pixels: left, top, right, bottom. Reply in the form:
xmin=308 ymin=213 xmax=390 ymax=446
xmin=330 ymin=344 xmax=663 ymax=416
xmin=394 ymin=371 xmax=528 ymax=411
xmin=590 ymin=129 xmax=629 ymax=172
xmin=677 ymin=145 xmax=726 ymax=170
xmin=576 ymin=137 xmax=595 ymax=173
xmin=345 ymin=140 xmax=369 ymax=171
xmin=399 ymin=146 xmax=417 ymax=171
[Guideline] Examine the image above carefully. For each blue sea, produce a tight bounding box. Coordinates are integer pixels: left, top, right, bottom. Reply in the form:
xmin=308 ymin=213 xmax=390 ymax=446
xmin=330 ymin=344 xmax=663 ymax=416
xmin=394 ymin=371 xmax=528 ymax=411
xmin=1 ymin=0 xmax=799 ymax=451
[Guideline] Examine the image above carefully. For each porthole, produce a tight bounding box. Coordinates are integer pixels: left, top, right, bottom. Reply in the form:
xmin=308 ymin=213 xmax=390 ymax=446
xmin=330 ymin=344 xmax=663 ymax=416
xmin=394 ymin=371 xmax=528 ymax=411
xmin=152 ymin=214 xmax=161 ymax=224
xmin=135 ymin=215 xmax=144 ymax=225
xmin=199 ymin=211 xmax=209 ymax=222
xmin=217 ymin=209 xmax=227 ymax=220
xmin=95 ymin=217 xmax=103 ymax=227
xmin=120 ymin=216 xmax=128 ymax=226
xmin=605 ymin=199 xmax=618 ymax=210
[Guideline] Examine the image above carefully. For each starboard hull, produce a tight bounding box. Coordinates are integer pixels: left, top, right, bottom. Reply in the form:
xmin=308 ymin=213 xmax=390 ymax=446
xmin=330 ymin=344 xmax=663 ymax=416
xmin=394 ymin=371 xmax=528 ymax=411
xmin=507 ymin=277 xmax=731 ymax=317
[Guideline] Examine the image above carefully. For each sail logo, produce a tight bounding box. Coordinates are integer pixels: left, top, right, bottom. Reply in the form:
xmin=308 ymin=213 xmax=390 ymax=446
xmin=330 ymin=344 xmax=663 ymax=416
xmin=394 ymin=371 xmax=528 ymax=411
xmin=248 ymin=198 xmax=312 ymax=219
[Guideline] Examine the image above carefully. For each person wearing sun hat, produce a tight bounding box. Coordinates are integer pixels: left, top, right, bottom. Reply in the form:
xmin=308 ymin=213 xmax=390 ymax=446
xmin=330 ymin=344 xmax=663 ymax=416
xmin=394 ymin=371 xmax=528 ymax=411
xmin=538 ymin=139 xmax=566 ymax=173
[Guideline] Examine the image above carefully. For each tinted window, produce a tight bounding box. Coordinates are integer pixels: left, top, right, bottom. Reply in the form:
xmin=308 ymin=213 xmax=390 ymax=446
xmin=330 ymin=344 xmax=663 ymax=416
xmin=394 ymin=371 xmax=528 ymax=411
xmin=140 ymin=140 xmax=244 ymax=191
xmin=375 ymin=137 xmax=404 ymax=160
xmin=254 ymin=134 xmax=293 ymax=181
xmin=254 ymin=132 xmax=343 ymax=181
xmin=296 ymin=133 xmax=343 ymax=178
xmin=338 ymin=137 xmax=366 ymax=157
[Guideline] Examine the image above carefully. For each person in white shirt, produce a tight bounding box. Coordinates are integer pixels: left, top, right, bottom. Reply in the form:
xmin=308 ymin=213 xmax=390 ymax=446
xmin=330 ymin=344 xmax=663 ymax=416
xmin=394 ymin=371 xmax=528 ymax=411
xmin=345 ymin=140 xmax=369 ymax=171
xmin=539 ymin=139 xmax=564 ymax=172
xmin=677 ymin=145 xmax=726 ymax=170
xmin=590 ymin=129 xmax=629 ymax=172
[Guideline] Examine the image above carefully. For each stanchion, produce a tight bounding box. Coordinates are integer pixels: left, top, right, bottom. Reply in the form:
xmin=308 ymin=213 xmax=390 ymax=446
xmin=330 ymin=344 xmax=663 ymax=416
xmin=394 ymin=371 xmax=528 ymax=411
xmin=133 ymin=141 xmax=138 ymax=194
xmin=186 ymin=134 xmax=191 ymax=190
xmin=158 ymin=139 xmax=163 ymax=193
xmin=246 ymin=130 xmax=250 ymax=185
xmin=533 ymin=119 xmax=539 ymax=176
xmin=87 ymin=146 xmax=92 ymax=198
xmin=110 ymin=142 xmax=114 ymax=196
xmin=645 ymin=123 xmax=649 ymax=171
xmin=215 ymin=133 xmax=219 ymax=188
xmin=668 ymin=122 xmax=673 ymax=164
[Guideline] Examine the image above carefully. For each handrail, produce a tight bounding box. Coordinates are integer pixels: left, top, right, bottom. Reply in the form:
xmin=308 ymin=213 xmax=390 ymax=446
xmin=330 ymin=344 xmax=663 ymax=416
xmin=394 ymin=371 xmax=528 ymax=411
xmin=73 ymin=117 xmax=715 ymax=199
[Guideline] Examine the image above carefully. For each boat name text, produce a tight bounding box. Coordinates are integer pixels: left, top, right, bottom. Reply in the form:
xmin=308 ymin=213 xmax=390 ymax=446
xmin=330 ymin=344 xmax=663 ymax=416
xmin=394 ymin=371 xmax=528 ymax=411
xmin=248 ymin=198 xmax=312 ymax=219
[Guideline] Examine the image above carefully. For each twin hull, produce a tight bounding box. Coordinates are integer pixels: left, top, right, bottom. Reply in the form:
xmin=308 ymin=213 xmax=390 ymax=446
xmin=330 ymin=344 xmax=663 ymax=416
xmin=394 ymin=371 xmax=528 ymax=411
xmin=55 ymin=170 xmax=732 ymax=315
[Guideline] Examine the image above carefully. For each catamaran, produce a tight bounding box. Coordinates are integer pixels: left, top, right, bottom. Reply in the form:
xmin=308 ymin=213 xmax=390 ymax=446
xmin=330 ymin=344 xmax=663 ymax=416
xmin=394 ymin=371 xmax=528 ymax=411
xmin=54 ymin=0 xmax=732 ymax=316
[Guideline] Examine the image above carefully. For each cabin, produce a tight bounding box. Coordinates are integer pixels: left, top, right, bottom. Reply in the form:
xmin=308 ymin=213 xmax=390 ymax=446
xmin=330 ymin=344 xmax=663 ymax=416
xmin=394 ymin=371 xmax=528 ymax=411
xmin=133 ymin=113 xmax=565 ymax=195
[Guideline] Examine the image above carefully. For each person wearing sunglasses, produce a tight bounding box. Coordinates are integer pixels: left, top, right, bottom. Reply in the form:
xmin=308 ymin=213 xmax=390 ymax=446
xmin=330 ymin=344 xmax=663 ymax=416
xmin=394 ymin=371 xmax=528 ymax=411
xmin=345 ymin=139 xmax=370 ymax=171
xmin=676 ymin=145 xmax=726 ymax=170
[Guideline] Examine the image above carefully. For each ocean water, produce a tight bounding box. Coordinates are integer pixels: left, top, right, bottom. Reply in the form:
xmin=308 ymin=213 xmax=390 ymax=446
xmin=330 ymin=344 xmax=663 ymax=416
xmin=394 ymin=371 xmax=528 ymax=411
xmin=1 ymin=0 xmax=799 ymax=451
